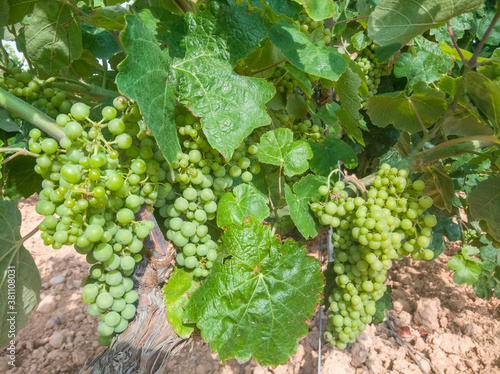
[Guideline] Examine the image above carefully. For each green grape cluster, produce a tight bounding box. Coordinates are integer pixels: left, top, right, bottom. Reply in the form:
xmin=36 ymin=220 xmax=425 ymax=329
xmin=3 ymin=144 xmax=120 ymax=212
xmin=298 ymin=14 xmax=332 ymax=44
xmin=0 ymin=66 xmax=72 ymax=118
xmin=463 ymin=229 xmax=479 ymax=241
xmin=355 ymin=44 xmax=393 ymax=107
xmin=310 ymin=164 xmax=437 ymax=349
xmin=158 ymin=108 xmax=261 ymax=277
xmin=270 ymin=67 xmax=300 ymax=95
xmin=30 ymin=98 xmax=164 ymax=345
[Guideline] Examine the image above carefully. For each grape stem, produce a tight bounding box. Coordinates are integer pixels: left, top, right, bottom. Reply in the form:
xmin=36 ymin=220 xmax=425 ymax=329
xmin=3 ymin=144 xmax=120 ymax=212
xmin=21 ymin=225 xmax=40 ymax=244
xmin=0 ymin=148 xmax=39 ymax=165
xmin=0 ymin=87 xmax=65 ymax=141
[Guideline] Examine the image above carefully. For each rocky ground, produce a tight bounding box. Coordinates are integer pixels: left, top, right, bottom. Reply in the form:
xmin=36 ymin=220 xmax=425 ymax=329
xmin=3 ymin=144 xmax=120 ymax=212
xmin=1 ymin=195 xmax=499 ymax=374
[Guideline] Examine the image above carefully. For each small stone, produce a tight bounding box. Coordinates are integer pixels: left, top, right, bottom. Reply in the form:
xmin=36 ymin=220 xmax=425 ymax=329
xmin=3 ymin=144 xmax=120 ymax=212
xmin=74 ymin=314 xmax=85 ymax=322
xmin=252 ymin=367 xmax=268 ymax=374
xmin=0 ymin=357 xmax=12 ymax=372
xmin=49 ymin=331 xmax=65 ymax=349
xmin=47 ymin=350 xmax=59 ymax=360
xmin=49 ymin=274 xmax=65 ymax=285
xmin=351 ymin=343 xmax=369 ymax=367
xmin=414 ymin=298 xmax=440 ymax=333
xmin=464 ymin=322 xmax=482 ymax=338
xmin=195 ymin=364 xmax=207 ymax=374
xmin=37 ymin=295 xmax=57 ymax=314
xmin=72 ymin=350 xmax=87 ymax=366
xmin=31 ymin=348 xmax=47 ymax=361
xmin=45 ymin=316 xmax=61 ymax=329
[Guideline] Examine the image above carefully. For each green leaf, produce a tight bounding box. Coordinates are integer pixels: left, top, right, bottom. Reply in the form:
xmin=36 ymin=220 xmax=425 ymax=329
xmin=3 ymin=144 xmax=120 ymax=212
xmin=250 ymin=0 xmax=303 ymax=20
xmin=469 ymin=175 xmax=500 ymax=242
xmin=475 ymin=11 xmax=500 ymax=46
xmin=0 ymin=0 xmax=8 ymax=27
xmin=367 ymin=0 xmax=483 ymax=47
xmin=422 ymin=165 xmax=455 ymax=213
xmin=0 ymin=109 xmax=21 ymax=133
xmin=256 ymin=128 xmax=313 ymax=176
xmin=351 ymin=30 xmax=371 ymax=51
xmin=286 ymin=64 xmax=313 ymax=97
xmin=82 ymin=6 xmax=129 ymax=30
xmin=394 ymin=51 xmax=453 ymax=89
xmin=473 ymin=261 xmax=500 ymax=299
xmin=117 ymin=3 xmax=273 ymax=162
xmin=266 ymin=171 xmax=286 ymax=209
xmin=162 ymin=267 xmax=197 ymax=338
xmin=0 ymin=198 xmax=41 ymax=347
xmin=285 ymin=174 xmax=326 ymax=239
xmin=269 ymin=20 xmax=347 ymax=81
xmin=464 ymin=72 xmax=500 ymax=136
xmin=286 ymin=92 xmax=308 ymax=119
xmin=184 ymin=217 xmax=324 ymax=366
xmin=372 ymin=286 xmax=392 ymax=325
xmin=6 ymin=0 xmax=35 ymax=25
xmin=447 ymin=254 xmax=481 ymax=285
xmin=217 ymin=184 xmax=270 ymax=228
xmin=81 ymin=23 xmax=121 ymax=60
xmin=429 ymin=13 xmax=472 ymax=44
xmin=335 ymin=107 xmax=365 ymax=146
xmin=3 ymin=156 xmax=43 ymax=199
xmin=22 ymin=0 xmax=83 ymax=74
xmin=333 ymin=68 xmax=362 ymax=120
xmin=366 ymin=85 xmax=447 ymax=132
xmin=291 ymin=0 xmax=334 ymax=21
xmin=441 ymin=111 xmax=492 ymax=137
xmin=309 ymin=137 xmax=358 ymax=176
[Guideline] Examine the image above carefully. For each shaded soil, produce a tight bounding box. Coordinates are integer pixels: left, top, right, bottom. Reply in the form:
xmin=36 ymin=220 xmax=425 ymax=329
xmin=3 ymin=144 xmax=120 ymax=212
xmin=1 ymin=195 xmax=499 ymax=374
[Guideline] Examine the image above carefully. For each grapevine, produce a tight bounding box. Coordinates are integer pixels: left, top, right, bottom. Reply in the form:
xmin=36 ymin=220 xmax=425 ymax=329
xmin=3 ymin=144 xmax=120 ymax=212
xmin=1 ymin=0 xmax=500 ymax=371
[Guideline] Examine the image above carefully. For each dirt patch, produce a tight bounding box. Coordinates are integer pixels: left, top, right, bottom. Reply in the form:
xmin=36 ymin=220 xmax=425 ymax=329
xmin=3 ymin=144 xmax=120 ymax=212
xmin=2 ymin=196 xmax=499 ymax=374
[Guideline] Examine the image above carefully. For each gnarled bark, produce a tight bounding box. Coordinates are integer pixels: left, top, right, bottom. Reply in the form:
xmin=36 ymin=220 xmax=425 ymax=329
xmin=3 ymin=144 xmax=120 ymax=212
xmin=81 ymin=208 xmax=189 ymax=374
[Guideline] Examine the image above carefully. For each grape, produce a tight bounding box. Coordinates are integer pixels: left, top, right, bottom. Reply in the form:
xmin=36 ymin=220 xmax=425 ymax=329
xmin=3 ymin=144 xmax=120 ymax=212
xmin=105 ymin=270 xmax=123 ymax=286
xmin=85 ymin=225 xmax=104 ymax=242
xmin=88 ymin=303 xmax=105 ymax=317
xmin=96 ymin=292 xmax=114 ymax=309
xmin=120 ymin=256 xmax=136 ymax=271
xmin=115 ymin=229 xmax=133 ymax=245
xmin=124 ymin=290 xmax=138 ymax=304
xmin=121 ymin=304 xmax=136 ymax=320
xmin=82 ymin=284 xmax=99 ymax=301
xmin=181 ymin=222 xmax=196 ymax=237
xmin=98 ymin=321 xmax=115 ymax=337
xmin=116 ymin=208 xmax=135 ymax=224
xmin=114 ymin=317 xmax=129 ymax=333
xmin=71 ymin=103 xmax=90 ymax=120
xmin=184 ymin=256 xmax=198 ymax=269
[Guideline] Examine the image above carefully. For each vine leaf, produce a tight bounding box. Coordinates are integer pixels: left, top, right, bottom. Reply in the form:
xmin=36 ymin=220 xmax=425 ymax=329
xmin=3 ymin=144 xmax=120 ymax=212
xmin=464 ymin=72 xmax=500 ymax=136
xmin=334 ymin=107 xmax=365 ymax=146
xmin=22 ymin=1 xmax=83 ymax=74
xmin=473 ymin=261 xmax=500 ymax=299
xmin=368 ymin=0 xmax=483 ymax=48
xmin=394 ymin=51 xmax=453 ymax=89
xmin=366 ymin=84 xmax=447 ymax=132
xmin=0 ymin=198 xmax=41 ymax=347
xmin=290 ymin=0 xmax=334 ymax=21
xmin=333 ymin=68 xmax=362 ymax=120
xmin=3 ymin=156 xmax=43 ymax=199
xmin=216 ymin=184 xmax=270 ymax=228
xmin=447 ymin=246 xmax=482 ymax=285
xmin=249 ymin=0 xmax=303 ymax=20
xmin=422 ymin=165 xmax=455 ymax=213
xmin=81 ymin=23 xmax=121 ymax=60
xmin=184 ymin=217 xmax=324 ymax=366
xmin=82 ymin=6 xmax=129 ymax=30
xmin=469 ymin=175 xmax=500 ymax=242
xmin=0 ymin=109 xmax=21 ymax=133
xmin=257 ymin=128 xmax=313 ymax=177
xmin=116 ymin=10 xmax=179 ymax=163
xmin=6 ymin=0 xmax=35 ymax=25
xmin=162 ymin=267 xmax=197 ymax=338
xmin=309 ymin=137 xmax=358 ymax=177
xmin=373 ymin=286 xmax=392 ymax=325
xmin=117 ymin=2 xmax=273 ymax=162
xmin=285 ymin=174 xmax=325 ymax=239
xmin=269 ymin=20 xmax=347 ymax=82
